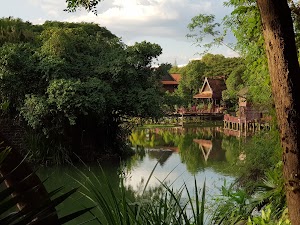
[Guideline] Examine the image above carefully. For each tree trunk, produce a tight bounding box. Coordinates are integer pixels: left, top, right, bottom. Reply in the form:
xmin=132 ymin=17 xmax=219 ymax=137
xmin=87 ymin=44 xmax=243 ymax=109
xmin=257 ymin=0 xmax=300 ymax=224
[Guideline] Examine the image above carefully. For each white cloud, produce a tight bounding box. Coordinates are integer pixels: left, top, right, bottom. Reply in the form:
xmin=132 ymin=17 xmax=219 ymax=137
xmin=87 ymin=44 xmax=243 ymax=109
xmin=65 ymin=0 xmax=227 ymax=41
xmin=224 ymin=48 xmax=240 ymax=58
xmin=16 ymin=0 xmax=236 ymax=65
xmin=29 ymin=0 xmax=66 ymax=18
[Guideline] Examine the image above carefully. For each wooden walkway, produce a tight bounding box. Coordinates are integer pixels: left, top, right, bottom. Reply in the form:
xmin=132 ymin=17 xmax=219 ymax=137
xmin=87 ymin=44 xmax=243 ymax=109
xmin=165 ymin=106 xmax=224 ymax=124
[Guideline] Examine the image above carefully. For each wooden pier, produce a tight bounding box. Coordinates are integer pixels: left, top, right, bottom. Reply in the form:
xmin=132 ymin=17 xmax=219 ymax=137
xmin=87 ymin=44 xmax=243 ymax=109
xmin=223 ymin=114 xmax=270 ymax=136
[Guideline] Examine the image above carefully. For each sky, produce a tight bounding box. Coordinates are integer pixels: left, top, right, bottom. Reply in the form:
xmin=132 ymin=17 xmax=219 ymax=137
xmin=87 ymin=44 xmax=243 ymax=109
xmin=1 ymin=0 xmax=239 ymax=66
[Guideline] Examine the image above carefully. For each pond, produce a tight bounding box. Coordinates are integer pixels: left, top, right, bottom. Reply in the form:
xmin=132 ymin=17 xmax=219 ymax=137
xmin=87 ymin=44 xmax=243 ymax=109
xmin=38 ymin=123 xmax=245 ymax=224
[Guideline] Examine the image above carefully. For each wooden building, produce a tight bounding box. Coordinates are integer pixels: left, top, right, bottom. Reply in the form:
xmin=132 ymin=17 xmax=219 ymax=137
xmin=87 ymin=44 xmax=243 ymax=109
xmin=193 ymin=77 xmax=226 ymax=105
xmin=223 ymin=87 xmax=270 ymax=135
xmin=237 ymin=87 xmax=261 ymax=121
xmin=161 ymin=73 xmax=181 ymax=93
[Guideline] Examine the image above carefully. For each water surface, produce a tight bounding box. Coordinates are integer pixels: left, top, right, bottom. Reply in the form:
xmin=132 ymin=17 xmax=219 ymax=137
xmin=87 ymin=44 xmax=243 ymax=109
xmin=38 ymin=124 xmax=243 ymax=224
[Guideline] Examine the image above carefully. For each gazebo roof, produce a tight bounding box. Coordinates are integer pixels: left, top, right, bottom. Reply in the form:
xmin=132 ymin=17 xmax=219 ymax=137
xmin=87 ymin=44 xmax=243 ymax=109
xmin=193 ymin=77 xmax=226 ymax=99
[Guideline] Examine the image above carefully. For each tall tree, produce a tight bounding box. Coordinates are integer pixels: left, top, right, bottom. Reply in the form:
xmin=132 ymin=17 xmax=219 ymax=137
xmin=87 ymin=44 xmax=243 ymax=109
xmin=257 ymin=1 xmax=300 ymax=224
xmin=176 ymin=60 xmax=207 ymax=104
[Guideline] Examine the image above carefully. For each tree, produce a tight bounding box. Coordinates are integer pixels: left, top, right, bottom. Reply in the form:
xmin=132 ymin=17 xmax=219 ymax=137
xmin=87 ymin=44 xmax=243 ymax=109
xmin=169 ymin=65 xmax=182 ymax=74
xmin=257 ymin=0 xmax=300 ymax=224
xmin=0 ymin=19 xmax=164 ymax=160
xmin=65 ymin=0 xmax=102 ymax=14
xmin=0 ymin=17 xmax=38 ymax=45
xmin=176 ymin=60 xmax=207 ymax=104
xmin=223 ymin=0 xmax=272 ymax=107
xmin=201 ymin=53 xmax=243 ymax=78
xmin=222 ymin=65 xmax=246 ymax=109
xmin=187 ymin=5 xmax=272 ymax=108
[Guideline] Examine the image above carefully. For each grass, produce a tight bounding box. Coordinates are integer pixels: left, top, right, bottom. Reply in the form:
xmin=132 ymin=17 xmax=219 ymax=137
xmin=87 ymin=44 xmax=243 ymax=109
xmin=72 ymin=162 xmax=209 ymax=225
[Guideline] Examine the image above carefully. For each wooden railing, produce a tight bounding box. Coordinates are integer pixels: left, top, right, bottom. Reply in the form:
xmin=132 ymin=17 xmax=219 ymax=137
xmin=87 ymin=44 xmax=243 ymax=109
xmin=175 ymin=106 xmax=224 ymax=114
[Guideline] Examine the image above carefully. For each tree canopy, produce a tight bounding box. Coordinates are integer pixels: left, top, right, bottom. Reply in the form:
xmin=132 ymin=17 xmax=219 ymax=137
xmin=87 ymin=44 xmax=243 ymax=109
xmin=0 ymin=18 xmax=164 ymax=160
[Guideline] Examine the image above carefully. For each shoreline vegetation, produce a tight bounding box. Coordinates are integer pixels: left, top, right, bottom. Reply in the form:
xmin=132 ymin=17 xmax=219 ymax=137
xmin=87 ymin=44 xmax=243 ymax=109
xmin=0 ymin=3 xmax=292 ymax=222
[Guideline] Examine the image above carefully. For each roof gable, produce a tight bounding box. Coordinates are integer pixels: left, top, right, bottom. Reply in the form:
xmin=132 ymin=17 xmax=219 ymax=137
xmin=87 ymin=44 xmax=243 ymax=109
xmin=193 ymin=77 xmax=226 ymax=99
xmin=161 ymin=73 xmax=181 ymax=86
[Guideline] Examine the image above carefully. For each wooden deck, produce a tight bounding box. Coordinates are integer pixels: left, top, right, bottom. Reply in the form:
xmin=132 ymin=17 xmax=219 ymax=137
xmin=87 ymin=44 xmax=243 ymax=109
xmin=223 ymin=114 xmax=270 ymax=136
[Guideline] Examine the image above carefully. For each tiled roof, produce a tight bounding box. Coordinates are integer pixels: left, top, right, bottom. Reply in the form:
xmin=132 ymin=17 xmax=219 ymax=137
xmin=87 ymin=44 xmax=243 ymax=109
xmin=161 ymin=73 xmax=175 ymax=81
xmin=170 ymin=73 xmax=181 ymax=82
xmin=161 ymin=73 xmax=181 ymax=86
xmin=207 ymin=78 xmax=226 ymax=99
xmin=161 ymin=81 xmax=179 ymax=85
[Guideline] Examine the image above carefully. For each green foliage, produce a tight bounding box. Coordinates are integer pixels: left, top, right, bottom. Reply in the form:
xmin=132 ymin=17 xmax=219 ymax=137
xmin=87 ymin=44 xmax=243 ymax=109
xmin=223 ymin=0 xmax=272 ymax=107
xmin=254 ymin=162 xmax=286 ymax=219
xmin=0 ymin=150 xmax=92 ymax=224
xmin=169 ymin=65 xmax=183 ymax=74
xmin=187 ymin=1 xmax=273 ymax=108
xmin=0 ymin=18 xmax=164 ymax=161
xmin=222 ymin=65 xmax=246 ymax=108
xmin=162 ymin=91 xmax=184 ymax=113
xmin=0 ymin=43 xmax=41 ymax=110
xmin=213 ymin=182 xmax=254 ymax=225
xmin=213 ymin=165 xmax=286 ymax=225
xmin=74 ymin=163 xmax=208 ymax=225
xmin=176 ymin=60 xmax=207 ymax=104
xmin=247 ymin=205 xmax=290 ymax=225
xmin=201 ymin=53 xmax=243 ymax=78
xmin=0 ymin=17 xmax=38 ymax=46
xmin=65 ymin=0 xmax=102 ymax=14
xmin=187 ymin=14 xmax=224 ymax=54
xmin=154 ymin=63 xmax=172 ymax=79
xmin=21 ymin=95 xmax=48 ymax=129
xmin=46 ymin=78 xmax=111 ymax=125
xmin=289 ymin=1 xmax=300 ymax=51
xmin=126 ymin=41 xmax=162 ymax=68
xmin=239 ymin=130 xmax=282 ymax=187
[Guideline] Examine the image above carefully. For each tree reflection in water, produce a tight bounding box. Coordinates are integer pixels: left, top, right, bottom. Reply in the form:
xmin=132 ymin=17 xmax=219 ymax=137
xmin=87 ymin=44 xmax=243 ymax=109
xmin=129 ymin=125 xmax=241 ymax=175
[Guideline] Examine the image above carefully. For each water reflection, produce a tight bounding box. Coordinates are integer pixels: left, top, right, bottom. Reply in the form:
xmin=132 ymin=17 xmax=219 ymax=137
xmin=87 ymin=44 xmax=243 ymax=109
xmin=124 ymin=125 xmax=243 ymax=197
xmin=129 ymin=126 xmax=228 ymax=174
xmin=38 ymin=124 xmax=244 ymax=224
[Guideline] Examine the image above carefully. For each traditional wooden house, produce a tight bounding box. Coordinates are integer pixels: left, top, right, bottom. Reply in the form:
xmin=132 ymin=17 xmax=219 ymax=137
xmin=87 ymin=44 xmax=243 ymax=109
xmin=161 ymin=73 xmax=181 ymax=93
xmin=193 ymin=77 xmax=226 ymax=106
xmin=223 ymin=87 xmax=269 ymax=135
xmin=237 ymin=87 xmax=261 ymax=121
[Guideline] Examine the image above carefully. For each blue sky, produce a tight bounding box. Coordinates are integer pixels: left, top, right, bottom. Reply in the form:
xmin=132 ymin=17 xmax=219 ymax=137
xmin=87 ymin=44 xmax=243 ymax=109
xmin=1 ymin=0 xmax=238 ymax=66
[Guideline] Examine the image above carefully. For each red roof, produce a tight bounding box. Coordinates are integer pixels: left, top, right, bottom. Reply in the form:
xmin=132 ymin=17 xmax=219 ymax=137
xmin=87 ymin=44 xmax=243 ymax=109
xmin=161 ymin=73 xmax=181 ymax=93
xmin=161 ymin=81 xmax=179 ymax=85
xmin=170 ymin=73 xmax=181 ymax=82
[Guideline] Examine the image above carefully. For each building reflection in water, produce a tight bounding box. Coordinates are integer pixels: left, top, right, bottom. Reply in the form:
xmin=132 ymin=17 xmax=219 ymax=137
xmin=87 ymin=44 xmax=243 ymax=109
xmin=130 ymin=125 xmax=229 ymax=164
